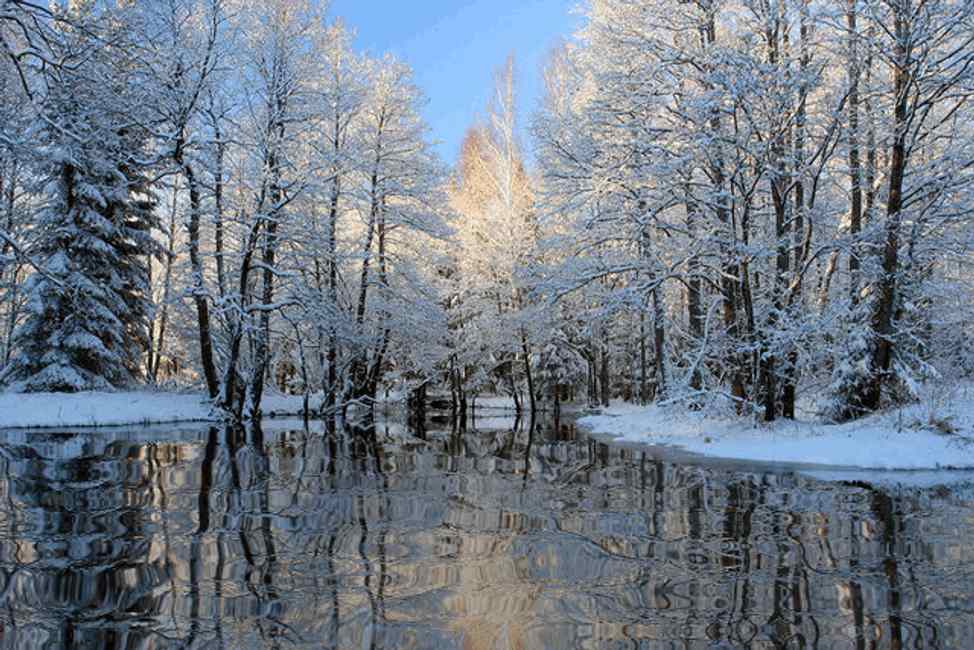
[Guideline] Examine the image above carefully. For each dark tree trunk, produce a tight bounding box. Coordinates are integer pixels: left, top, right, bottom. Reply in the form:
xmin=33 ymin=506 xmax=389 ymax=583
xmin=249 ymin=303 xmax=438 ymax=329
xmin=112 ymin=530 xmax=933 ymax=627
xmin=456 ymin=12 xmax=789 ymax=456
xmin=181 ymin=156 xmax=219 ymax=399
xmin=863 ymin=9 xmax=910 ymax=413
xmin=364 ymin=202 xmax=391 ymax=401
xmin=213 ymin=121 xmax=227 ymax=300
xmin=246 ymin=94 xmax=287 ymax=418
xmin=847 ymin=0 xmax=864 ymax=304
xmin=351 ymin=158 xmax=381 ymax=401
xmin=219 ymin=215 xmax=264 ymax=416
xmin=521 ymin=333 xmax=536 ymax=414
xmin=686 ymin=190 xmax=704 ymax=393
xmin=325 ymin=176 xmax=340 ymax=415
xmin=639 ymin=311 xmax=648 ymax=403
xmin=704 ymin=13 xmax=746 ymax=407
xmin=652 ymin=287 xmax=666 ymax=399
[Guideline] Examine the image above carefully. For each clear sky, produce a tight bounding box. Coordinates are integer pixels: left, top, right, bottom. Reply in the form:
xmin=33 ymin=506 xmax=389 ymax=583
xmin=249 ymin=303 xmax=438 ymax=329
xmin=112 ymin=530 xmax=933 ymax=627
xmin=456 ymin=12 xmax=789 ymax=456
xmin=328 ymin=0 xmax=583 ymax=166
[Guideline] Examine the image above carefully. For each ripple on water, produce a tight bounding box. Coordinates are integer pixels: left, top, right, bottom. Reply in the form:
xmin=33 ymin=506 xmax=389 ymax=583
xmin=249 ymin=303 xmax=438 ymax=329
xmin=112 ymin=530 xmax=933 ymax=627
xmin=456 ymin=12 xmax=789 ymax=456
xmin=0 ymin=417 xmax=972 ymax=648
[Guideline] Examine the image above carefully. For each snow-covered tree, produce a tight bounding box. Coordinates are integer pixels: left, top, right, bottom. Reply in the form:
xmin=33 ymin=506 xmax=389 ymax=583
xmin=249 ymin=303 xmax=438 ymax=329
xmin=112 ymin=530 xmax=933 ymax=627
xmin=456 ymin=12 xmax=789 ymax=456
xmin=2 ymin=1 xmax=160 ymax=391
xmin=449 ymin=57 xmax=542 ymax=413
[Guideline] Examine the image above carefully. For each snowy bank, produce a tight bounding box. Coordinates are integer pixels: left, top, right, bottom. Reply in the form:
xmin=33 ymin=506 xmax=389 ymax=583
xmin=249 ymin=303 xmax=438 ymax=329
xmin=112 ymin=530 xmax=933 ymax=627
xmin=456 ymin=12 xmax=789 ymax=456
xmin=802 ymin=469 xmax=974 ymax=493
xmin=577 ymin=395 xmax=974 ymax=470
xmin=0 ymin=390 xmax=326 ymax=430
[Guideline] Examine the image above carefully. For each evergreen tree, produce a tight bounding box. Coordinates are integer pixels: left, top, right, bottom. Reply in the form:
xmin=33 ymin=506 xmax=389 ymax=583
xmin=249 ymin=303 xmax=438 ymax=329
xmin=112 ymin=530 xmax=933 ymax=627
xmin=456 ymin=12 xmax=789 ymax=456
xmin=1 ymin=3 xmax=159 ymax=392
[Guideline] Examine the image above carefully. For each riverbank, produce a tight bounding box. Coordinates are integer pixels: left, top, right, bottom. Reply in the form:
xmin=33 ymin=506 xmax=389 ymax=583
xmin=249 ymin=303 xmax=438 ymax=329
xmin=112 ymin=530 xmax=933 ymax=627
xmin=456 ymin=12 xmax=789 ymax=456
xmin=578 ymin=386 xmax=974 ymax=470
xmin=0 ymin=389 xmax=538 ymax=430
xmin=0 ymin=391 xmax=328 ymax=430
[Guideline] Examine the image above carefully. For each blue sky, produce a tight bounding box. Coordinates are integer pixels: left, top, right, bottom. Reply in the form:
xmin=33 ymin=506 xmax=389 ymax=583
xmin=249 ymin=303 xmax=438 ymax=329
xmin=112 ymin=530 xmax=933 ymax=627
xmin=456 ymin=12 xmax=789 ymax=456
xmin=328 ymin=0 xmax=583 ymax=165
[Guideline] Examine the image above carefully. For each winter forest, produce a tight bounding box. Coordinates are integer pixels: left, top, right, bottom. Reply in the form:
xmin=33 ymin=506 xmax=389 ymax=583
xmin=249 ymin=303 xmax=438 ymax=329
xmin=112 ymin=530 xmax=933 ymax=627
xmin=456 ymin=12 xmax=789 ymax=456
xmin=1 ymin=0 xmax=973 ymax=430
xmin=4 ymin=1 xmax=974 ymax=647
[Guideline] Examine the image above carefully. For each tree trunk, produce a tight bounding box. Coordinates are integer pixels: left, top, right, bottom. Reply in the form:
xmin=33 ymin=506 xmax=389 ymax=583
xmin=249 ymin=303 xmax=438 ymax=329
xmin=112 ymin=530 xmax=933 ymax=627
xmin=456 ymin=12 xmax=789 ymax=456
xmin=246 ymin=93 xmax=287 ymax=418
xmin=685 ymin=186 xmax=703 ymax=393
xmin=863 ymin=11 xmax=910 ymax=411
xmin=0 ymin=158 xmax=20 ymax=367
xmin=782 ymin=3 xmax=811 ymax=421
xmin=863 ymin=25 xmax=877 ymax=226
xmin=181 ymin=154 xmax=219 ymax=399
xmin=246 ymin=200 xmax=279 ymax=418
xmin=151 ymin=180 xmax=180 ymax=382
xmin=521 ymin=332 xmax=536 ymax=414
xmin=639 ymin=310 xmax=648 ymax=403
xmin=219 ymin=218 xmax=262 ymax=415
xmin=704 ymin=12 xmax=746 ymax=407
xmin=652 ymin=287 xmax=666 ymax=400
xmin=847 ymin=0 xmax=863 ymax=304
xmin=325 ymin=175 xmax=340 ymax=415
xmin=762 ymin=13 xmax=789 ymax=423
xmin=352 ymin=154 xmax=382 ymax=400
xmin=213 ymin=120 xmax=227 ymax=300
xmin=365 ymin=200 xmax=391 ymax=400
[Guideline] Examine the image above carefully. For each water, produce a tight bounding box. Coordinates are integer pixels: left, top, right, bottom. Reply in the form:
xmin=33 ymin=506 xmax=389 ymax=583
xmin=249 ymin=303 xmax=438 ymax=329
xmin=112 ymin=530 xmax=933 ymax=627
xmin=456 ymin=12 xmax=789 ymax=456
xmin=0 ymin=414 xmax=972 ymax=649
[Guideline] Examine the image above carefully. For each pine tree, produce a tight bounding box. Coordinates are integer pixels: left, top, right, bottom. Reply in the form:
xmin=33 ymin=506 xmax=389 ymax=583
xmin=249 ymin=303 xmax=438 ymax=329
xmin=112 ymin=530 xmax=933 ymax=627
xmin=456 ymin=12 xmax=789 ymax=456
xmin=1 ymin=4 xmax=159 ymax=392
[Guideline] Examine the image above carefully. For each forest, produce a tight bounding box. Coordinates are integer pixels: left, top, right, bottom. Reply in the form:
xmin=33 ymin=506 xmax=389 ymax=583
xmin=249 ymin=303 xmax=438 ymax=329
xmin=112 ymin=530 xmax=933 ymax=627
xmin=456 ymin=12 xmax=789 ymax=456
xmin=1 ymin=0 xmax=973 ymax=428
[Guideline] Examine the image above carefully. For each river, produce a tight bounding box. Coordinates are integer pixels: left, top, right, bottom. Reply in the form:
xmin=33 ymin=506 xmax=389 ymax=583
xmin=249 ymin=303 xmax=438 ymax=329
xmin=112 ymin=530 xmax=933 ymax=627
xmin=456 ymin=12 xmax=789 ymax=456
xmin=0 ymin=413 xmax=971 ymax=648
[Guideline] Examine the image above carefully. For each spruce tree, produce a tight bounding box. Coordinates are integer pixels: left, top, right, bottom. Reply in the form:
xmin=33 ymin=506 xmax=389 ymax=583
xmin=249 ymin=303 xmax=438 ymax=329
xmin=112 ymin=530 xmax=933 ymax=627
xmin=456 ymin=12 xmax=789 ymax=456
xmin=0 ymin=3 xmax=159 ymax=392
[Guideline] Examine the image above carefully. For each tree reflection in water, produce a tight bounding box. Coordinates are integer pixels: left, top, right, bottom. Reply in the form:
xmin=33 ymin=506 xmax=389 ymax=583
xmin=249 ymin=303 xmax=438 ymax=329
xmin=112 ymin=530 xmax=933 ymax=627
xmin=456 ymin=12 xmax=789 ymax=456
xmin=0 ymin=415 xmax=971 ymax=648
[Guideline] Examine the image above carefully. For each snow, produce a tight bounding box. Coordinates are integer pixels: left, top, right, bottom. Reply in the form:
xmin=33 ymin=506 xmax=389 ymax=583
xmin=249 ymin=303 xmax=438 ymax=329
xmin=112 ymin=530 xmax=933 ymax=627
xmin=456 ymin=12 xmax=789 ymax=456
xmin=474 ymin=395 xmax=520 ymax=411
xmin=470 ymin=395 xmax=585 ymax=413
xmin=577 ymin=394 xmax=974 ymax=470
xmin=0 ymin=390 xmax=325 ymax=430
xmin=803 ymin=469 xmax=974 ymax=492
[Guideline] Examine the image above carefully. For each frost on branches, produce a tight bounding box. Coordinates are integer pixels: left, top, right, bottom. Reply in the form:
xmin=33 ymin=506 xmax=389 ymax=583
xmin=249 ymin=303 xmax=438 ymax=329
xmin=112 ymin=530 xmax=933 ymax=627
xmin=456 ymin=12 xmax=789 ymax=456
xmin=0 ymin=3 xmax=159 ymax=392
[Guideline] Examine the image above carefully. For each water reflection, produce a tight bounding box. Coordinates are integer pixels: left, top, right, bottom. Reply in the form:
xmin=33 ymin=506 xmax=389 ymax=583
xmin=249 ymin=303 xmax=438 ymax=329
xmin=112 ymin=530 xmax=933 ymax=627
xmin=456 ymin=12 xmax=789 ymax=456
xmin=0 ymin=416 xmax=971 ymax=648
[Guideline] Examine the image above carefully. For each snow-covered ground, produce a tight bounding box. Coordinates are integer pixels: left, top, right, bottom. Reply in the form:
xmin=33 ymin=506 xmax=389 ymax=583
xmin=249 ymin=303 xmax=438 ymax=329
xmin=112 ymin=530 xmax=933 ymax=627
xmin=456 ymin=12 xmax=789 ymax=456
xmin=578 ymin=389 xmax=974 ymax=470
xmin=471 ymin=395 xmax=584 ymax=412
xmin=0 ymin=388 xmax=537 ymax=430
xmin=0 ymin=390 xmax=325 ymax=429
xmin=802 ymin=468 xmax=974 ymax=492
xmin=473 ymin=395 xmax=520 ymax=411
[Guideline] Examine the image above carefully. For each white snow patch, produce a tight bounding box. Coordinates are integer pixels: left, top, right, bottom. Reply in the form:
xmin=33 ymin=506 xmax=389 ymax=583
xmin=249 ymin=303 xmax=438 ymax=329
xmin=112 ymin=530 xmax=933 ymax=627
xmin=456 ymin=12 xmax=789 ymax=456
xmin=803 ymin=469 xmax=974 ymax=491
xmin=474 ymin=395 xmax=520 ymax=411
xmin=577 ymin=392 xmax=974 ymax=470
xmin=0 ymin=390 xmax=324 ymax=430
xmin=0 ymin=391 xmax=214 ymax=429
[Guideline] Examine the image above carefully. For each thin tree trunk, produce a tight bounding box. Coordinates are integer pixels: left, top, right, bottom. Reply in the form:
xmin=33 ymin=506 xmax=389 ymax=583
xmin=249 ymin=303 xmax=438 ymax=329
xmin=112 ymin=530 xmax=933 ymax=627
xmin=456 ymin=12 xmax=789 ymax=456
xmin=0 ymin=158 xmax=20 ymax=366
xmin=246 ymin=202 xmax=279 ymax=417
xmin=247 ymin=86 xmax=287 ymax=420
xmin=325 ymin=176 xmax=340 ymax=415
xmin=864 ymin=8 xmax=910 ymax=411
xmin=247 ymin=97 xmax=288 ymax=417
xmin=639 ymin=310 xmax=648 ymax=403
xmin=219 ymin=210 xmax=265 ymax=415
xmin=521 ymin=332 xmax=536 ymax=414
xmin=704 ymin=12 xmax=746 ymax=406
xmin=863 ymin=26 xmax=877 ymax=226
xmin=764 ymin=15 xmax=789 ymax=422
xmin=847 ymin=0 xmax=864 ymax=304
xmin=783 ymin=2 xmax=810 ymax=421
xmin=652 ymin=287 xmax=666 ymax=399
xmin=819 ymin=251 xmax=840 ymax=307
xmin=213 ymin=120 xmax=227 ymax=300
xmin=180 ymin=151 xmax=219 ymax=399
xmin=352 ymin=141 xmax=383 ymax=400
xmin=685 ymin=185 xmax=703 ymax=393
xmin=151 ymin=180 xmax=180 ymax=382
xmin=366 ymin=201 xmax=391 ymax=400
